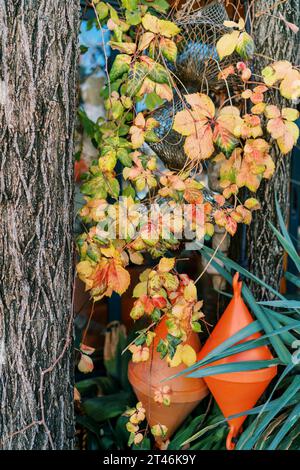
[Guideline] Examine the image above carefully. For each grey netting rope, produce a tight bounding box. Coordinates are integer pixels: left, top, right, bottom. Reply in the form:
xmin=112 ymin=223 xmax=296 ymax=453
xmin=148 ymin=94 xmax=189 ymax=169
xmin=172 ymin=1 xmax=239 ymax=91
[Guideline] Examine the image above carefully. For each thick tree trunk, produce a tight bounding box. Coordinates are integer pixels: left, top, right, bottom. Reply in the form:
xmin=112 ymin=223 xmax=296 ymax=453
xmin=0 ymin=1 xmax=80 ymax=449
xmin=246 ymin=0 xmax=300 ymax=299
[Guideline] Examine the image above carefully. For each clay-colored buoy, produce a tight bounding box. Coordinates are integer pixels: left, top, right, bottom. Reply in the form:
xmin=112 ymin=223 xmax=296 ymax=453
xmin=198 ymin=273 xmax=277 ymax=450
xmin=128 ymin=317 xmax=208 ymax=445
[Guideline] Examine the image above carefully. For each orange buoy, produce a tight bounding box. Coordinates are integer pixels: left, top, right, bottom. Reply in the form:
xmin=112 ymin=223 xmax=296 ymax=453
xmin=128 ymin=317 xmax=208 ymax=445
xmin=198 ymin=272 xmax=277 ymax=450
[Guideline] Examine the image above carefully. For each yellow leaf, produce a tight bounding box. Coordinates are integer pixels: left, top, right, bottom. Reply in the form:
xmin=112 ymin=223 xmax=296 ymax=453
xmin=181 ymin=345 xmax=197 ymax=367
xmin=216 ymin=30 xmax=240 ymax=60
xmin=138 ymin=32 xmax=155 ymax=51
xmin=184 ymin=282 xmax=197 ymax=302
xmin=280 ymin=69 xmax=300 ymax=99
xmin=129 ymin=251 xmax=144 ymax=265
xmin=107 ymin=262 xmax=131 ymax=295
xmin=78 ymin=354 xmax=94 ymax=374
xmin=281 ymin=107 xmax=299 ymax=122
xmin=184 ymin=127 xmax=214 ymax=160
xmin=76 ymin=260 xmax=94 ymax=277
xmin=132 ymin=281 xmax=148 ymax=298
xmin=155 ymin=83 xmax=173 ymax=101
xmin=142 ymin=13 xmax=180 ymax=38
xmin=168 ymin=345 xmax=183 ymax=367
xmin=142 ymin=13 xmax=160 ymax=34
xmin=158 ymin=257 xmax=176 ymax=273
xmin=173 ymin=109 xmax=200 ymax=136
xmin=277 ymin=121 xmax=299 ymax=154
xmin=184 ymin=93 xmax=215 ymax=118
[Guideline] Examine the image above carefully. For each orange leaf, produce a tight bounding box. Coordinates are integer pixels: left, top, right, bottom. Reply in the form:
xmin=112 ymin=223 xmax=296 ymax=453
xmin=107 ymin=261 xmax=131 ymax=295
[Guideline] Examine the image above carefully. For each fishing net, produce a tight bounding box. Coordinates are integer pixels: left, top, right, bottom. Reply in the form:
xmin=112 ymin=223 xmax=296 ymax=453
xmin=148 ymin=94 xmax=189 ymax=170
xmin=172 ymin=1 xmax=240 ymax=91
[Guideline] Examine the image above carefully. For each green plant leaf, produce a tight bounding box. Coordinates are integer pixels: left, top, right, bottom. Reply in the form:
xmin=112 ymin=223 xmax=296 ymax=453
xmin=145 ymin=92 xmax=164 ymax=111
xmin=83 ymin=391 xmax=133 ymax=422
xmin=285 ymin=271 xmax=300 ymax=288
xmin=267 ymin=402 xmax=300 ymax=449
xmin=237 ymin=375 xmax=300 ymax=449
xmin=186 ymin=359 xmax=280 ymax=379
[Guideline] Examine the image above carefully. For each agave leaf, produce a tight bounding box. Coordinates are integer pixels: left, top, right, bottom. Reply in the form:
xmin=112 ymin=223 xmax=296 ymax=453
xmin=201 ymin=244 xmax=285 ymax=300
xmin=186 ymin=359 xmax=280 ymax=379
xmin=285 ymin=271 xmax=300 ymax=288
xmin=268 ymin=222 xmax=300 ymax=273
xmin=237 ymin=375 xmax=300 ymax=449
xmin=259 ymin=299 xmax=300 ymax=309
xmin=267 ymin=402 xmax=300 ymax=449
xmin=201 ymin=249 xmax=291 ymax=363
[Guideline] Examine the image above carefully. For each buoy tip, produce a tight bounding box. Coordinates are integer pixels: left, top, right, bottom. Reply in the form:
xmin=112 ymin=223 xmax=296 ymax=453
xmin=232 ymin=272 xmax=242 ymax=296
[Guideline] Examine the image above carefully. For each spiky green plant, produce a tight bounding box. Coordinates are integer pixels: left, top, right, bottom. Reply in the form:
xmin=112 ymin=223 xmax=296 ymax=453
xmin=167 ymin=199 xmax=300 ymax=450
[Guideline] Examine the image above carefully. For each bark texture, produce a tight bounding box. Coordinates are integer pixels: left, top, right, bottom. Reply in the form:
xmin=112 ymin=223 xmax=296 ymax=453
xmin=247 ymin=0 xmax=300 ymax=299
xmin=0 ymin=1 xmax=80 ymax=449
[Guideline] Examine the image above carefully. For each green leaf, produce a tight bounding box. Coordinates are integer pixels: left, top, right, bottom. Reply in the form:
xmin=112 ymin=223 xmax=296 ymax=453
xmin=259 ymin=300 xmax=300 ymax=309
xmin=117 ymin=148 xmax=132 ymax=167
xmin=95 ymin=2 xmax=109 ymax=21
xmin=122 ymin=184 xmax=136 ymax=198
xmin=125 ymin=10 xmax=142 ymax=26
xmin=80 ymin=45 xmax=88 ymax=55
xmin=81 ymin=175 xmax=108 ymax=199
xmin=132 ymin=437 xmax=151 ymax=450
xmin=78 ymin=108 xmax=96 ymax=139
xmin=285 ymin=271 xmax=300 ymax=288
xmin=269 ymin=211 xmax=300 ymax=272
xmin=235 ymin=31 xmax=255 ymax=60
xmin=109 ymin=54 xmax=131 ymax=83
xmin=268 ymin=402 xmax=300 ymax=449
xmin=200 ymin=247 xmax=291 ymax=364
xmin=148 ymin=62 xmax=170 ymax=84
xmin=168 ymin=414 xmax=206 ymax=449
xmin=141 ymin=0 xmax=169 ymax=13
xmin=237 ymin=375 xmax=300 ymax=449
xmin=145 ymin=92 xmax=164 ymax=111
xmin=75 ymin=376 xmax=118 ymax=396
xmin=122 ymin=0 xmax=138 ymax=10
xmin=83 ymin=391 xmax=133 ymax=422
xmin=106 ymin=176 xmax=120 ymax=199
xmin=186 ymin=359 xmax=280 ymax=379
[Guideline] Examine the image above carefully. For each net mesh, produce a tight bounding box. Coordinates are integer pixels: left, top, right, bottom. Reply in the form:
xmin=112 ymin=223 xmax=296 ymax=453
xmin=148 ymin=95 xmax=189 ymax=169
xmin=172 ymin=1 xmax=239 ymax=90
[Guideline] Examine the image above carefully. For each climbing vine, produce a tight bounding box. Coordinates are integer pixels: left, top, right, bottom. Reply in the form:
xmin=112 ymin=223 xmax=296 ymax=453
xmin=76 ymin=0 xmax=300 ymax=446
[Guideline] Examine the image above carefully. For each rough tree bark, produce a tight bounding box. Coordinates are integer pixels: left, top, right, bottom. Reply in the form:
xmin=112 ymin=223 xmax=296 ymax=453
xmin=0 ymin=1 xmax=80 ymax=449
xmin=247 ymin=0 xmax=300 ymax=299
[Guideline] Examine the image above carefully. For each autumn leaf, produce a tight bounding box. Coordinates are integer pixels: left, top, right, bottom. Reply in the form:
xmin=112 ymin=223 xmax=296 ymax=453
xmin=213 ymin=106 xmax=242 ymax=156
xmin=168 ymin=344 xmax=197 ymax=367
xmin=235 ymin=31 xmax=255 ymax=60
xmin=78 ymin=354 xmax=94 ymax=374
xmin=266 ymin=106 xmax=299 ymax=154
xmin=216 ymin=30 xmax=240 ymax=60
xmin=107 ymin=260 xmax=131 ymax=295
xmin=142 ymin=13 xmax=180 ymax=38
xmin=184 ymin=127 xmax=214 ymax=160
xmin=80 ymin=343 xmax=95 ymax=355
xmin=160 ymin=37 xmax=177 ymax=62
xmin=138 ymin=32 xmax=155 ymax=51
xmin=132 ymin=281 xmax=148 ymax=298
xmin=158 ymin=257 xmax=176 ymax=273
xmin=110 ymin=41 xmax=137 ymax=54
xmin=183 ymin=282 xmax=197 ymax=302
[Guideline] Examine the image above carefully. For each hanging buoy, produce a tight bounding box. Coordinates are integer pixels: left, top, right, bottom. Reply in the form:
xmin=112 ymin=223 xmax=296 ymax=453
xmin=128 ymin=316 xmax=208 ymax=445
xmin=198 ymin=272 xmax=277 ymax=450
